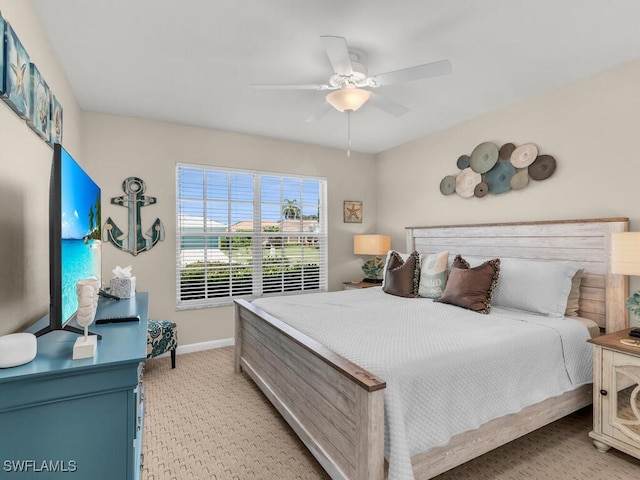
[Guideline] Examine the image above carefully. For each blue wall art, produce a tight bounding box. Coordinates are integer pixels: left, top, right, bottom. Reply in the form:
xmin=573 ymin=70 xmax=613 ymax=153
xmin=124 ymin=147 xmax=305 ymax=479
xmin=0 ymin=11 xmax=5 ymax=96
xmin=3 ymin=23 xmax=31 ymax=120
xmin=50 ymin=93 xmax=63 ymax=145
xmin=28 ymin=63 xmax=50 ymax=141
xmin=0 ymin=11 xmax=62 ymax=146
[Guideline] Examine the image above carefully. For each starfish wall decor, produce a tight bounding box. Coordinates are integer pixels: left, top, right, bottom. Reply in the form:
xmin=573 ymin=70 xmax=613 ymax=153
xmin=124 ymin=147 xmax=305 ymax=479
xmin=3 ymin=22 xmax=31 ymax=119
xmin=343 ymin=200 xmax=363 ymax=223
xmin=0 ymin=11 xmax=63 ymax=146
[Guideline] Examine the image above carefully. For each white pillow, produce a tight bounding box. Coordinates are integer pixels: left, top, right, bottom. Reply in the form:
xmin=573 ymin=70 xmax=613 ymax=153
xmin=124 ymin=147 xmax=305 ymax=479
xmin=490 ymin=257 xmax=583 ymax=318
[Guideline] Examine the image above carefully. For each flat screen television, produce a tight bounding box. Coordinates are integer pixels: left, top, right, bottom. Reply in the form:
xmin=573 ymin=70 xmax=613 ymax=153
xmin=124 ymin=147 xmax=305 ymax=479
xmin=34 ymin=144 xmax=102 ymax=337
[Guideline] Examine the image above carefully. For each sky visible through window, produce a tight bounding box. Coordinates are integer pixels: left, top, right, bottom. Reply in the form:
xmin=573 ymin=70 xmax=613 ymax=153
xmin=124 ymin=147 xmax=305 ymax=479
xmin=178 ymin=167 xmax=320 ymax=228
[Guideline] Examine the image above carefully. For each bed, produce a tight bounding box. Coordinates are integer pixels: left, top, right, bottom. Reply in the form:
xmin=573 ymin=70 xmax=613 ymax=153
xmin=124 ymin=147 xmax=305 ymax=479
xmin=234 ymin=218 xmax=629 ymax=480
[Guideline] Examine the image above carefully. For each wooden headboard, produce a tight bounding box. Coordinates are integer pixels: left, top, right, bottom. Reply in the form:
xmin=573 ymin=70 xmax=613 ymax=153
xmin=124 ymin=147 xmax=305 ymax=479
xmin=405 ymin=218 xmax=629 ymax=333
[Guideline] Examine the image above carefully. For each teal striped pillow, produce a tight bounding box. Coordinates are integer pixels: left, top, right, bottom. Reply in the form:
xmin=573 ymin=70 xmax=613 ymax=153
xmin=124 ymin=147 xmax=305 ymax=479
xmin=418 ymin=251 xmax=449 ymax=298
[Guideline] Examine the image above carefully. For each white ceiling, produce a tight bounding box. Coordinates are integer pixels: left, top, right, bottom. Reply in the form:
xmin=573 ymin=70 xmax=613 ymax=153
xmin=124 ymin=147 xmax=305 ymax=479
xmin=31 ymin=0 xmax=640 ymax=154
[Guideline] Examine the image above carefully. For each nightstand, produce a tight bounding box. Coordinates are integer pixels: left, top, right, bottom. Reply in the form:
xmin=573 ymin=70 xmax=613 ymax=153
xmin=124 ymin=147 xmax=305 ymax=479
xmin=343 ymin=281 xmax=379 ymax=290
xmin=588 ymin=328 xmax=640 ymax=460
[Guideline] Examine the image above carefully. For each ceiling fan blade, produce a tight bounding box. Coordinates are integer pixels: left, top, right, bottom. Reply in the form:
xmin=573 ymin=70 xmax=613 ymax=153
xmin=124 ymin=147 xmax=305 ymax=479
xmin=251 ymin=83 xmax=331 ymax=90
xmin=368 ymin=93 xmax=410 ymax=117
xmin=320 ymin=36 xmax=353 ymax=76
xmin=305 ymin=103 xmax=333 ymax=123
xmin=373 ymin=59 xmax=452 ymax=87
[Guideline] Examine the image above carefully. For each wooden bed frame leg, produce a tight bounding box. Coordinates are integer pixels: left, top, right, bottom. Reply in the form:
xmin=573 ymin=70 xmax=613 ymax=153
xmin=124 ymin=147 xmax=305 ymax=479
xmin=356 ymin=387 xmax=385 ymax=480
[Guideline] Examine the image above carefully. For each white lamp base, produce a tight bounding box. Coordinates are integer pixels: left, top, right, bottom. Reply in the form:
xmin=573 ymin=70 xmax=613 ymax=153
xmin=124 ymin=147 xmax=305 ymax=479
xmin=73 ymin=335 xmax=97 ymax=360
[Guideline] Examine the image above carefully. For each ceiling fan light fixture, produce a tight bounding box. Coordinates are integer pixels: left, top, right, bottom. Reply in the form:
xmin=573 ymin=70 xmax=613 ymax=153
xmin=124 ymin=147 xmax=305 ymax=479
xmin=325 ymin=87 xmax=371 ymax=113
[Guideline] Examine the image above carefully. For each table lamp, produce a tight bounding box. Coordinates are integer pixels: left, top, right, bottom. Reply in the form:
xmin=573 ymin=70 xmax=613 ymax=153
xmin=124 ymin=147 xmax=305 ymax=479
xmin=354 ymin=234 xmax=391 ymax=283
xmin=611 ymin=232 xmax=640 ymax=319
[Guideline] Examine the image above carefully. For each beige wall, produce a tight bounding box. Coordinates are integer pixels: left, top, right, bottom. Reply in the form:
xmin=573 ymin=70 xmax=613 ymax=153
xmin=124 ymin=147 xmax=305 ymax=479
xmin=80 ymin=112 xmax=377 ymax=345
xmin=376 ymin=59 xmax=640 ymax=326
xmin=0 ymin=0 xmax=83 ymax=335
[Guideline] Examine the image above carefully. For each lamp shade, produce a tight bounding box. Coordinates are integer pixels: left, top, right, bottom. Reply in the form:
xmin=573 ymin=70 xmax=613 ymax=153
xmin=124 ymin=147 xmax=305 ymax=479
xmin=326 ymin=88 xmax=371 ymax=112
xmin=611 ymin=232 xmax=640 ymax=275
xmin=354 ymin=234 xmax=391 ymax=256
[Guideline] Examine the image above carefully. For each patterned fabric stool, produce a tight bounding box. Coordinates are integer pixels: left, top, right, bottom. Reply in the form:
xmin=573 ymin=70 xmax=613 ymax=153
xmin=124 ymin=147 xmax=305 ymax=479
xmin=147 ymin=320 xmax=178 ymax=368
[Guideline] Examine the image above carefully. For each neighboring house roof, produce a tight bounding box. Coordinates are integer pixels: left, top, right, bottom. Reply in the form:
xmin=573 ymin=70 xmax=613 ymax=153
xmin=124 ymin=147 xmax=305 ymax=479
xmin=230 ymin=220 xmax=280 ymax=232
xmin=182 ymin=217 xmax=319 ymax=233
xmin=281 ymin=220 xmax=319 ymax=233
xmin=230 ymin=220 xmax=318 ymax=232
xmin=179 ymin=215 xmax=227 ymax=230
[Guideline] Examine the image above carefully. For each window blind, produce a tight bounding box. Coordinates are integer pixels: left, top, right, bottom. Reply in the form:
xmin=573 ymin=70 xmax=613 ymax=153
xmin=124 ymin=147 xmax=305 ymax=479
xmin=176 ymin=163 xmax=328 ymax=308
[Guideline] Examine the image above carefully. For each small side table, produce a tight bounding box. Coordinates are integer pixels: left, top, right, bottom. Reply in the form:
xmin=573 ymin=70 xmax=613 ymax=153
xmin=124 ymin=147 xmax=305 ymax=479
xmin=588 ymin=328 xmax=640 ymax=460
xmin=343 ymin=281 xmax=380 ymax=290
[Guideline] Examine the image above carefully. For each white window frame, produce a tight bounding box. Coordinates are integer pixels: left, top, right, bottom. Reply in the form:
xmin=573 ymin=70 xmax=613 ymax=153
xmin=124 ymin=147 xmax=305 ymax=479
xmin=176 ymin=163 xmax=328 ymax=309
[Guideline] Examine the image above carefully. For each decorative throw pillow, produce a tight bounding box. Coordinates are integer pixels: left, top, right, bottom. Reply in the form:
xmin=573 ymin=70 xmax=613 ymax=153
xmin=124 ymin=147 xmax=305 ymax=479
xmin=418 ymin=251 xmax=449 ymax=298
xmin=382 ymin=251 xmax=420 ymax=298
xmin=382 ymin=250 xmax=407 ymax=288
xmin=435 ymin=255 xmax=501 ymax=314
xmin=382 ymin=251 xmax=420 ymax=288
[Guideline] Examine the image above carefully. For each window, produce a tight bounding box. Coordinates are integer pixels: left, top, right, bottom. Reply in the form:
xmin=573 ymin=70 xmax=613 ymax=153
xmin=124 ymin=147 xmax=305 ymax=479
xmin=176 ymin=163 xmax=328 ymax=308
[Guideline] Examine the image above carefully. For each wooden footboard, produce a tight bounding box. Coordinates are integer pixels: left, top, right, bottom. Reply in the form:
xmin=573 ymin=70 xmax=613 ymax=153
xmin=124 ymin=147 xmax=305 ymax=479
xmin=235 ymin=299 xmax=386 ymax=480
xmin=410 ymin=384 xmax=593 ymax=479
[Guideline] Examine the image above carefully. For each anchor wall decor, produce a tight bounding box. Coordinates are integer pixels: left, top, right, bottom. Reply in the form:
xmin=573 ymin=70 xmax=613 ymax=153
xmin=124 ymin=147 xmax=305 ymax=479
xmin=103 ymin=177 xmax=165 ymax=256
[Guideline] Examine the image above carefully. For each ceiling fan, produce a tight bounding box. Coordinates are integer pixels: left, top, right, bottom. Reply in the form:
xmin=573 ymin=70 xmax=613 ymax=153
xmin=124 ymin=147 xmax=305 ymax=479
xmin=252 ymin=36 xmax=452 ymax=123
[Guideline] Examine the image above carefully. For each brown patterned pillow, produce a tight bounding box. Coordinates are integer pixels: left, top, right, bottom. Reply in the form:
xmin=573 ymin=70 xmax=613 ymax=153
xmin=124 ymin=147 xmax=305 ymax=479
xmin=382 ymin=251 xmax=420 ymax=298
xmin=435 ymin=255 xmax=501 ymax=314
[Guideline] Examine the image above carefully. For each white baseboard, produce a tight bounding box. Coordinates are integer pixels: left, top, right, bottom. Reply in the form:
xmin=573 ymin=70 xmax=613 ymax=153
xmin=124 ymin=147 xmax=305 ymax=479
xmin=151 ymin=337 xmax=235 ymax=359
xmin=178 ymin=337 xmax=235 ymax=354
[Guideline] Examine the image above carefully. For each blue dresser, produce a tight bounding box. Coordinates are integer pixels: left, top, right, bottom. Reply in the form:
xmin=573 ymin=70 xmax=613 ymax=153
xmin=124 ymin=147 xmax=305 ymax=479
xmin=0 ymin=293 xmax=148 ymax=480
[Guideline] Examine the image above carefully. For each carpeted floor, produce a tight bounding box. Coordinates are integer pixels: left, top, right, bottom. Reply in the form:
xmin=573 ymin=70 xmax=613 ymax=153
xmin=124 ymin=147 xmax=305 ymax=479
xmin=142 ymin=347 xmax=640 ymax=480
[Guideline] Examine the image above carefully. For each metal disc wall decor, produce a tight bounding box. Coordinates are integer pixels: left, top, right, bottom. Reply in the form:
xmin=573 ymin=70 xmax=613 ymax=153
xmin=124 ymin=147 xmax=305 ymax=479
xmin=474 ymin=182 xmax=489 ymax=198
xmin=439 ymin=175 xmax=456 ymax=195
xmin=510 ymin=171 xmax=529 ymax=190
xmin=455 ymin=168 xmax=482 ymax=198
xmin=528 ymin=155 xmax=556 ymax=180
xmin=456 ymin=155 xmax=470 ymax=169
xmin=510 ymin=143 xmax=538 ymax=168
xmin=498 ymin=143 xmax=516 ymax=160
xmin=469 ymin=142 xmax=498 ymax=173
xmin=484 ymin=161 xmax=516 ymax=194
xmin=439 ymin=141 xmax=558 ymax=198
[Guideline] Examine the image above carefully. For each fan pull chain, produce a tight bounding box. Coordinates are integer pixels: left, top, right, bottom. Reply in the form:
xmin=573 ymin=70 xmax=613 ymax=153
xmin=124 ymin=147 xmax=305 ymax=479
xmin=347 ymin=111 xmax=351 ymax=158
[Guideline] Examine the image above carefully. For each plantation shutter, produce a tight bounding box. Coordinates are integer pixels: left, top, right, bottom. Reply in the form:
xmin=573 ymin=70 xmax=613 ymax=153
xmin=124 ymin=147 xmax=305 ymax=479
xmin=176 ymin=164 xmax=328 ymax=309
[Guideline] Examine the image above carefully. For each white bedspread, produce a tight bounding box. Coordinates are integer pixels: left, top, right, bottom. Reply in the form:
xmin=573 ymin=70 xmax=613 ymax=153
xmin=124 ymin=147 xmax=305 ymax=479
xmin=252 ymin=287 xmax=593 ymax=480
